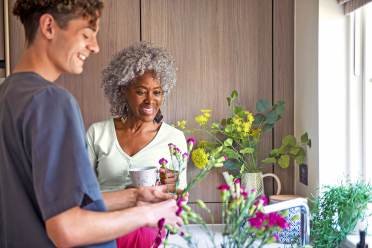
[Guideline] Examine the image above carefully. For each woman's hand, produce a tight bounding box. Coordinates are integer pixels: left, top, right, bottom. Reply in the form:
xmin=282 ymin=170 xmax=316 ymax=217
xmin=159 ymin=168 xmax=179 ymax=192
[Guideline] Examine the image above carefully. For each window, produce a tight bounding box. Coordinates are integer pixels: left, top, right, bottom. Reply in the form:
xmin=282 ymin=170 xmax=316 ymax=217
xmin=362 ymin=3 xmax=372 ymax=182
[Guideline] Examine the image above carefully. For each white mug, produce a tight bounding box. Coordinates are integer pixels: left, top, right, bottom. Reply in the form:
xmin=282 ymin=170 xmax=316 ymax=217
xmin=129 ymin=166 xmax=158 ymax=187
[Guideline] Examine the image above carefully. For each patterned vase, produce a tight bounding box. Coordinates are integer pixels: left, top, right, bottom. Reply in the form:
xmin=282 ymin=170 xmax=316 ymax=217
xmin=241 ymin=172 xmax=282 ymax=195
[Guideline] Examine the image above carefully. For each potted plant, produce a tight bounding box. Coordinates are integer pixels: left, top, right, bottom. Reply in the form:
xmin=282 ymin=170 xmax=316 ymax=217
xmin=177 ymin=90 xmax=311 ymax=195
xmin=310 ymin=181 xmax=372 ymax=247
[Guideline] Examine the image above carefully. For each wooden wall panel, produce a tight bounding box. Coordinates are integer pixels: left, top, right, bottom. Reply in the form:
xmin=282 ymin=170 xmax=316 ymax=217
xmin=273 ymin=0 xmax=295 ymax=194
xmin=9 ymin=0 xmax=140 ymax=127
xmin=141 ymin=0 xmax=273 ymax=203
xmin=0 ymin=1 xmax=5 ymax=78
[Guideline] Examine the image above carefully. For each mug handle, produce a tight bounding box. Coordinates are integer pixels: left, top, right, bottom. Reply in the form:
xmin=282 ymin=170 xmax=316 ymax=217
xmin=262 ymin=173 xmax=282 ymax=195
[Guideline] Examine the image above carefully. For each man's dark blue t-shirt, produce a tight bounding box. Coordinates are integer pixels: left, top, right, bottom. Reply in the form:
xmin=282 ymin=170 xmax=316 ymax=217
xmin=0 ymin=72 xmax=116 ymax=247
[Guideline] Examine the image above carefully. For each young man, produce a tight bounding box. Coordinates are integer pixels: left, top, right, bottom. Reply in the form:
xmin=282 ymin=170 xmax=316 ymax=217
xmin=0 ymin=1 xmax=181 ymax=247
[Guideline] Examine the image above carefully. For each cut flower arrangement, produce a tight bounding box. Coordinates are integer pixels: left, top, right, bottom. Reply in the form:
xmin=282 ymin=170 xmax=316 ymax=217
xmin=154 ymin=136 xmax=291 ymax=247
xmin=177 ymin=90 xmax=311 ymax=175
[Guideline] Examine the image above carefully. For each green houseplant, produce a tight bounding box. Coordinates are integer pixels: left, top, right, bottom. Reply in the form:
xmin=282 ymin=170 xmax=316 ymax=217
xmin=310 ymin=181 xmax=372 ymax=247
xmin=178 ymin=90 xmax=311 ymax=195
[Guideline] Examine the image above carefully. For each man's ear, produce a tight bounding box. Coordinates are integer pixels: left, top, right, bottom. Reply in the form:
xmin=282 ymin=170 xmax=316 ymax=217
xmin=39 ymin=14 xmax=57 ymax=40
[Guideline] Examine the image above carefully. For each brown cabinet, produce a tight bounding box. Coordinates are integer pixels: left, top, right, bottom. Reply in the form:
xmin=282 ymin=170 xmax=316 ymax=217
xmin=8 ymin=0 xmax=294 ymax=223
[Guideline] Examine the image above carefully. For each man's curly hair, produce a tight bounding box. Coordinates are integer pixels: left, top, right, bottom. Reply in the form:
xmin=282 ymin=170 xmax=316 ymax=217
xmin=13 ymin=0 xmax=104 ymax=45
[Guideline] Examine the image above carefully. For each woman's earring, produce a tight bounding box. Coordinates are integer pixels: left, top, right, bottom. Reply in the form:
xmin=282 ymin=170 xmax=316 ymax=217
xmin=123 ymin=103 xmax=129 ymax=117
xmin=154 ymin=110 xmax=163 ymax=123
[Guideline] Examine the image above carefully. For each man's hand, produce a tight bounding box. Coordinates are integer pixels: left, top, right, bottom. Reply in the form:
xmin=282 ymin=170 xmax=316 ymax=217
xmin=136 ymin=185 xmax=176 ymax=206
xmin=143 ymin=199 xmax=183 ymax=228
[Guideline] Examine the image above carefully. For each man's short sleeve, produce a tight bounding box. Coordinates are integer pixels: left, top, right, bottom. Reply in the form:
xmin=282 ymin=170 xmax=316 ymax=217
xmin=23 ymin=86 xmax=106 ymax=220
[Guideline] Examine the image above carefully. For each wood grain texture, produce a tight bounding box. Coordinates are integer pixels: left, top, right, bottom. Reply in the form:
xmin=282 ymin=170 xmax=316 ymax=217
xmin=8 ymin=0 xmax=141 ymax=128
xmin=142 ymin=0 xmax=273 ymax=201
xmin=273 ymin=0 xmax=295 ymax=194
xmin=0 ymin=1 xmax=4 ymax=60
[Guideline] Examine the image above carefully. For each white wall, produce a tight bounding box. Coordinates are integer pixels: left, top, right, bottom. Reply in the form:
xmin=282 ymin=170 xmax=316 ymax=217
xmin=294 ymin=0 xmax=350 ymax=196
xmin=294 ymin=0 xmax=320 ymax=196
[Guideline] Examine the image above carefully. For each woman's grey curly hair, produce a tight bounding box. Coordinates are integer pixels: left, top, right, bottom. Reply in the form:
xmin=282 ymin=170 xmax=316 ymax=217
xmin=102 ymin=41 xmax=177 ymax=118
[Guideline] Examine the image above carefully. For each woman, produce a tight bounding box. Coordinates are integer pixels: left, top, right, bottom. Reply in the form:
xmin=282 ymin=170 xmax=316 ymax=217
xmin=87 ymin=42 xmax=187 ymax=247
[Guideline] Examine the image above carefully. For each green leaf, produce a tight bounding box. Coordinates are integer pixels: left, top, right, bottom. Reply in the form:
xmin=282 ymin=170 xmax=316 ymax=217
xmin=261 ymin=157 xmax=276 ymax=164
xmin=253 ymin=114 xmax=265 ymax=126
xmin=266 ymin=111 xmax=278 ymax=125
xmin=211 ymin=122 xmax=220 ymax=129
xmin=274 ymin=100 xmax=285 ymax=116
xmin=230 ymin=90 xmax=238 ymax=99
xmin=270 ymin=148 xmax=280 ymax=156
xmin=227 ymin=97 xmax=231 ymax=107
xmin=223 ymin=160 xmax=241 ymax=175
xmin=291 ymin=214 xmax=301 ymax=222
xmin=295 ymin=155 xmax=305 ymax=165
xmin=233 ymin=106 xmax=244 ymax=115
xmin=281 ymin=209 xmax=289 ymax=217
xmin=256 ymin=99 xmax=270 ymax=113
xmin=301 ymin=132 xmax=309 ymax=144
xmin=289 ymin=147 xmax=301 ymax=156
xmin=223 ymin=138 xmax=233 ymax=147
xmin=278 ymin=155 xmax=290 ymax=168
xmin=262 ymin=123 xmax=274 ymax=133
xmin=282 ymin=135 xmax=296 ymax=146
xmin=239 ymin=147 xmax=254 ymax=154
xmin=223 ymin=147 xmax=239 ymax=160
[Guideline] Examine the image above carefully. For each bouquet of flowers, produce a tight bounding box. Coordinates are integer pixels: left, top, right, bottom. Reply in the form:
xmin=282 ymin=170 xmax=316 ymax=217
xmin=154 ymin=137 xmax=227 ymax=247
xmin=177 ymin=90 xmax=311 ymax=174
xmin=154 ymin=172 xmax=290 ymax=248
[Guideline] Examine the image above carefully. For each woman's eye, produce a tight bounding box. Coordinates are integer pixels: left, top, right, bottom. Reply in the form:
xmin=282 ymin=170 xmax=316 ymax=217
xmin=153 ymin=90 xmax=163 ymax=96
xmin=136 ymin=90 xmax=146 ymax=95
xmin=83 ymin=34 xmax=89 ymax=39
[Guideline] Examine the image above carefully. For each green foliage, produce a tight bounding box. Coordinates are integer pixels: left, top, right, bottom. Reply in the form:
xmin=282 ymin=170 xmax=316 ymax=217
xmin=180 ymin=90 xmax=310 ymax=175
xmin=310 ymin=182 xmax=372 ymax=247
xmin=261 ymin=133 xmax=311 ymax=169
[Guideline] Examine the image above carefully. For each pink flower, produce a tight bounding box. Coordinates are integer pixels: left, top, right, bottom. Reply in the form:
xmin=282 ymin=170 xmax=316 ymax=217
xmin=223 ymin=155 xmax=228 ymax=161
xmin=233 ymin=178 xmax=241 ymax=185
xmin=241 ymin=191 xmax=248 ymax=199
xmin=217 ymin=184 xmax=230 ymax=191
xmin=274 ymin=233 xmax=279 ymax=241
xmin=248 ymin=211 xmax=265 ymax=229
xmin=182 ymin=152 xmax=189 ymax=159
xmin=176 ymin=207 xmax=183 ymax=216
xmin=186 ymin=137 xmax=196 ymax=151
xmin=157 ymin=218 xmax=165 ymax=229
xmin=154 ymin=236 xmax=163 ymax=247
xmin=275 ymin=215 xmax=289 ymax=229
xmin=177 ymin=197 xmax=185 ymax=207
xmin=186 ymin=137 xmax=196 ymax=145
xmin=158 ymin=158 xmax=168 ymax=166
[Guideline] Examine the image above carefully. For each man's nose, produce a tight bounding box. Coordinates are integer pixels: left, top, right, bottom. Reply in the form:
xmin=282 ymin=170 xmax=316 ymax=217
xmin=88 ymin=36 xmax=100 ymax=54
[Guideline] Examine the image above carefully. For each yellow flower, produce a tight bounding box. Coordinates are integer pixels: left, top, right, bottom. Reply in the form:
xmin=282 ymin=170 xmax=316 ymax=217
xmin=177 ymin=120 xmax=187 ymax=129
xmin=246 ymin=112 xmax=254 ymax=123
xmin=191 ymin=148 xmax=209 ymax=169
xmin=195 ymin=115 xmax=208 ymax=126
xmin=242 ymin=122 xmax=252 ymax=134
xmin=232 ymin=115 xmax=242 ymax=126
xmin=251 ymin=128 xmax=262 ymax=138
